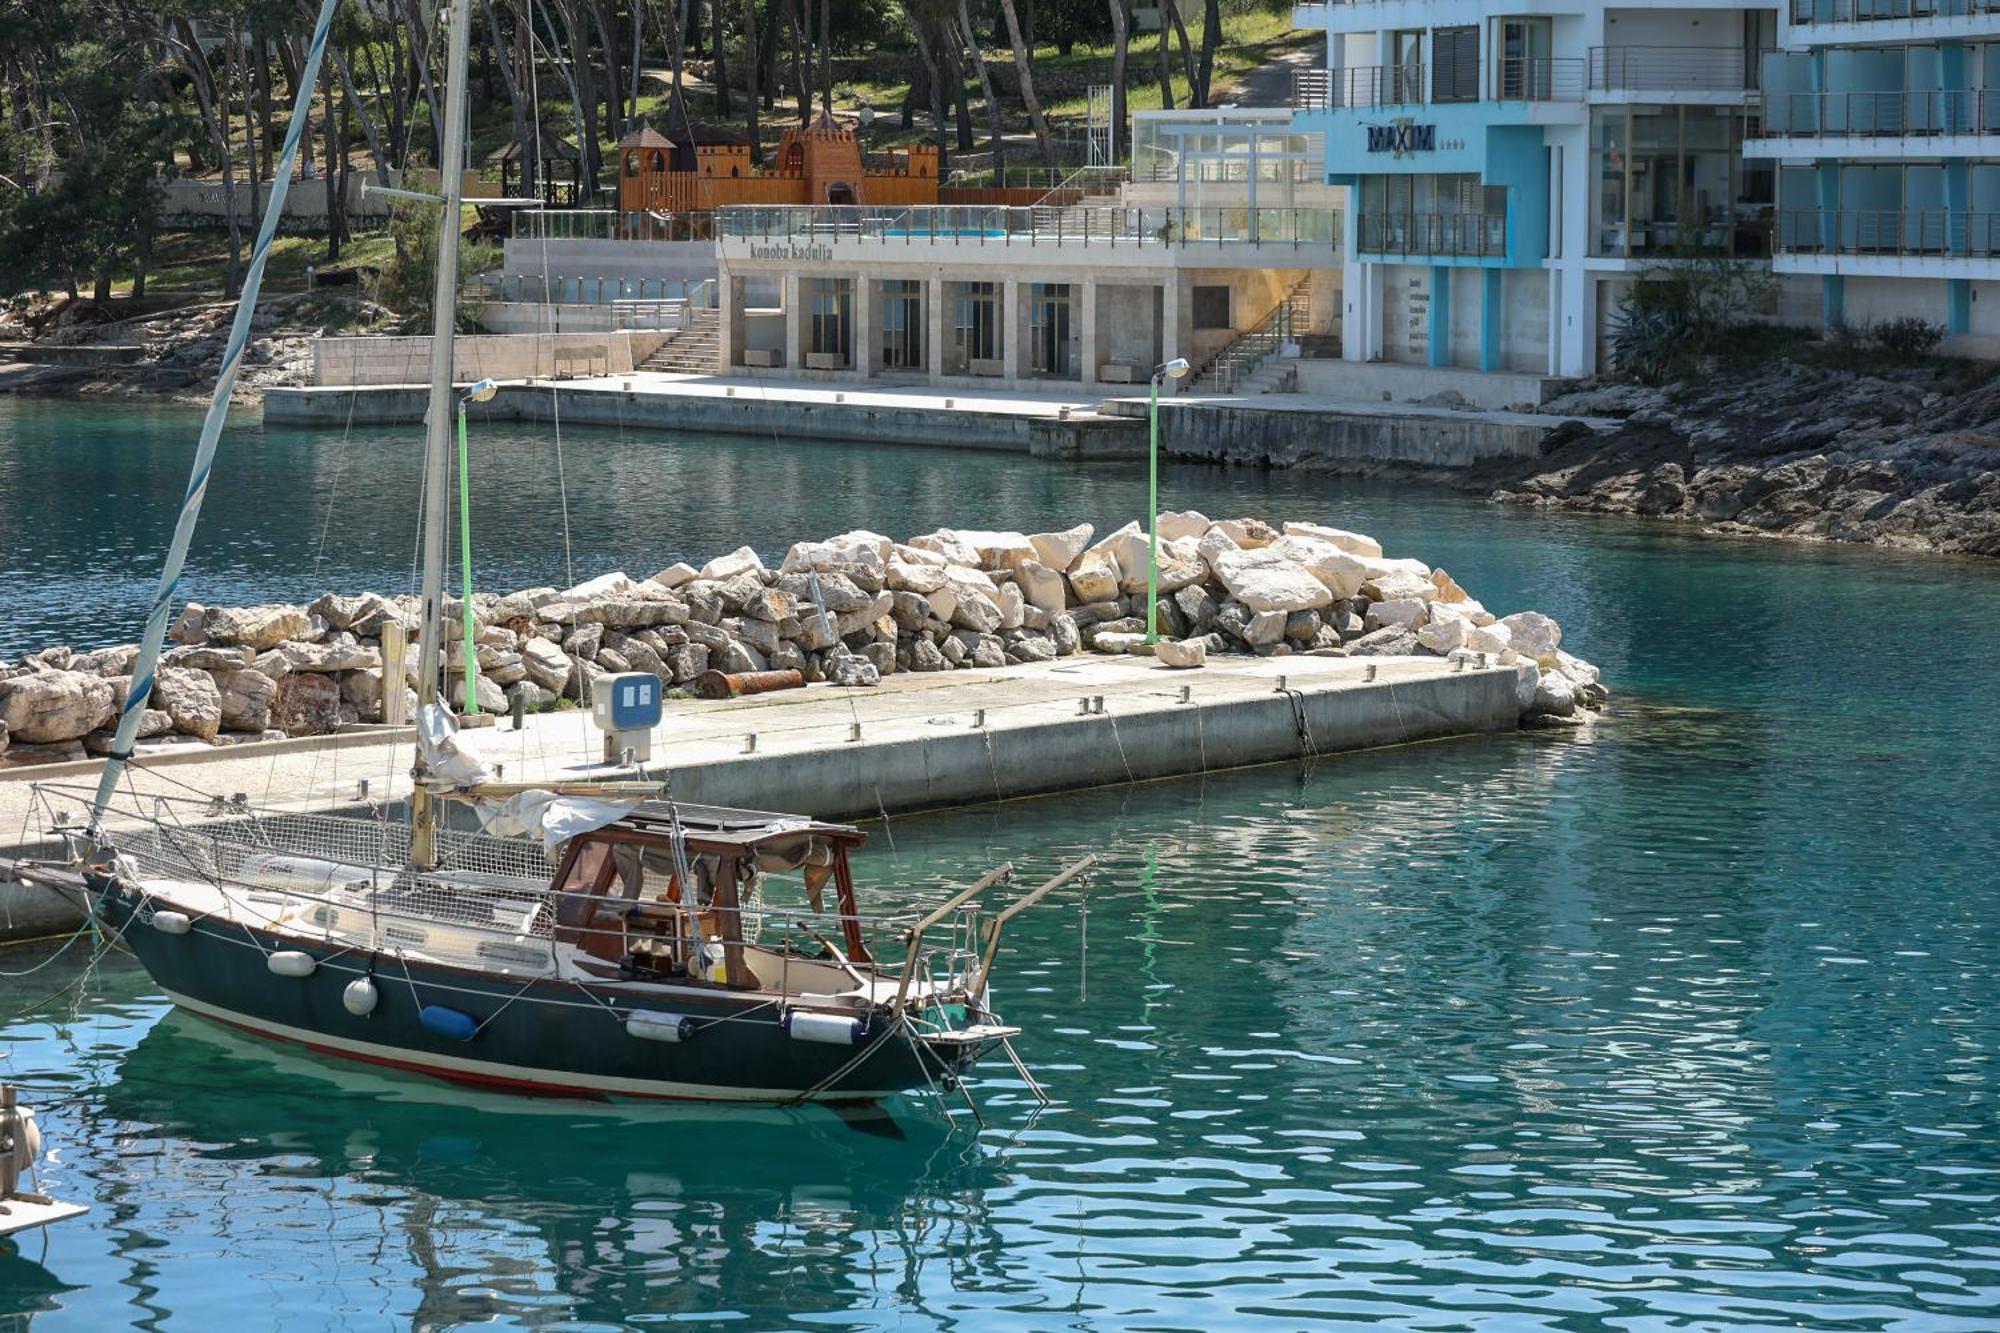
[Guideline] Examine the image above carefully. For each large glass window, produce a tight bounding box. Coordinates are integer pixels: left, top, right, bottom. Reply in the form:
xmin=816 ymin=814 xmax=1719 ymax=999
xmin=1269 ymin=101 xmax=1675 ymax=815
xmin=1029 ymin=284 xmax=1076 ymax=378
xmin=948 ymin=282 xmax=1000 ymax=374
xmin=806 ymin=278 xmax=851 ymax=362
xmin=1359 ymin=173 xmax=1507 ymax=255
xmin=1590 ymin=106 xmax=1771 ymax=258
xmin=881 ymin=279 xmax=923 ymax=371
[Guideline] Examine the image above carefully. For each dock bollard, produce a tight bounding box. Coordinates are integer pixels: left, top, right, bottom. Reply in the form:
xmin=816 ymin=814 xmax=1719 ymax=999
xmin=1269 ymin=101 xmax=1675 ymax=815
xmin=1079 ymin=698 xmax=1091 ymax=715
xmin=745 ymin=733 xmax=758 ymax=753
xmin=973 ymin=708 xmax=986 ymax=728
xmin=511 ymin=692 xmax=526 ymax=729
xmin=848 ymin=722 xmax=862 ymax=742
xmin=357 ymin=779 xmax=369 ymax=800
xmin=1178 ymin=685 xmax=1191 ymax=704
xmin=1366 ymin=664 xmax=1378 ymax=682
xmin=1274 ymin=675 xmax=1288 ymax=693
xmin=1092 ymin=695 xmax=1106 ymax=715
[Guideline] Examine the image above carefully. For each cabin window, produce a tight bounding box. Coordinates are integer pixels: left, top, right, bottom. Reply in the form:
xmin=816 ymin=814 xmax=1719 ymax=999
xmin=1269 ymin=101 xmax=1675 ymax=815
xmin=731 ymin=164 xmax=741 ymax=178
xmin=784 ymin=141 xmax=804 ymax=173
xmin=624 ymin=152 xmax=639 ymax=178
xmin=649 ymin=150 xmax=666 ymax=172
xmin=554 ymin=839 xmax=615 ymax=929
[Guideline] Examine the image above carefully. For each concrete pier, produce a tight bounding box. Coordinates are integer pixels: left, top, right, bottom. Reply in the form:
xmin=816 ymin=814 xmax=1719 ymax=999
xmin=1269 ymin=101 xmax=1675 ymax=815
xmin=1 ymin=651 xmax=1523 ymax=939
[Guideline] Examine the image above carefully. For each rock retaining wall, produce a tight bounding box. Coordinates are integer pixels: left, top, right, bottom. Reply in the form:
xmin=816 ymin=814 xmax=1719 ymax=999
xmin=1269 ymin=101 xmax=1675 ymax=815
xmin=0 ymin=515 xmax=1605 ymax=767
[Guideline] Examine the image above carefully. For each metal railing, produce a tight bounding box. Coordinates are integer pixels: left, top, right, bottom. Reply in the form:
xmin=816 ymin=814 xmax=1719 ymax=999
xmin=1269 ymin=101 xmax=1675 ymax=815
xmin=1358 ymin=212 xmax=1508 ymax=257
xmin=1589 ymin=46 xmax=1761 ymax=93
xmin=1761 ymin=89 xmax=2000 ymax=137
xmin=1497 ymin=57 xmax=1586 ymax=102
xmin=473 ymin=273 xmax=717 ymax=307
xmin=1295 ymin=58 xmax=1581 ymax=108
xmin=1791 ymin=0 xmax=2000 ymax=21
xmin=1201 ymin=284 xmax=1308 ymax=392
xmin=1777 ymin=208 xmax=2000 ymax=256
xmin=510 ymin=209 xmax=716 ymax=242
xmin=716 ymin=204 xmax=1341 ymax=248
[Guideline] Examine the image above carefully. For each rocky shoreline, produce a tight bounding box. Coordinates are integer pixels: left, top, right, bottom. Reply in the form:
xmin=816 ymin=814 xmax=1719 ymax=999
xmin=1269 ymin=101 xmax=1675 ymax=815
xmin=1483 ymin=362 xmax=2000 ymax=558
xmin=0 ymin=515 xmax=1604 ymax=768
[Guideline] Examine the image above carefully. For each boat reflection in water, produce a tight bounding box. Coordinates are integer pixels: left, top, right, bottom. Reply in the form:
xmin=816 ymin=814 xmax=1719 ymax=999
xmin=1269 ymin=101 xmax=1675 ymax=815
xmin=90 ymin=1009 xmax=1009 ymax=1326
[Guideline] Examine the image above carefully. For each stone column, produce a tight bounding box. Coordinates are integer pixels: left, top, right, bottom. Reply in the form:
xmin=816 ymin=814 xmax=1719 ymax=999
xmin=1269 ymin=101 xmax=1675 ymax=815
xmin=1161 ymin=277 xmax=1183 ymax=392
xmin=782 ymin=273 xmax=803 ymax=369
xmin=1080 ymin=276 xmax=1100 ymax=387
xmin=718 ymin=267 xmax=739 ymax=370
xmin=1002 ymin=278 xmax=1023 ymax=382
xmin=927 ymin=275 xmax=946 ymax=381
xmin=851 ymin=274 xmax=874 ymax=379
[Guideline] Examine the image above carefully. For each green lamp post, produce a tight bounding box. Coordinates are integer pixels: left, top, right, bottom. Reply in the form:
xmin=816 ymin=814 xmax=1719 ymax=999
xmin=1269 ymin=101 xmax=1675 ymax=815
xmin=1146 ymin=357 xmax=1191 ymax=644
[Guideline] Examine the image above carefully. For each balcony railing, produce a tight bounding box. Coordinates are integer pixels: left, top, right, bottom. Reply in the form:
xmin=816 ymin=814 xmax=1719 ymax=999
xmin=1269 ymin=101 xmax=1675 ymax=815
xmin=1497 ymin=57 xmax=1586 ymax=102
xmin=1588 ymin=46 xmax=1761 ymax=94
xmin=1293 ymin=58 xmax=1581 ymax=109
xmin=716 ymin=204 xmax=1342 ymax=248
xmin=1358 ymin=212 xmax=1508 ymax=257
xmin=1761 ymin=89 xmax=2000 ymax=137
xmin=1791 ymin=0 xmax=2000 ymax=21
xmin=1777 ymin=208 xmax=2000 ymax=256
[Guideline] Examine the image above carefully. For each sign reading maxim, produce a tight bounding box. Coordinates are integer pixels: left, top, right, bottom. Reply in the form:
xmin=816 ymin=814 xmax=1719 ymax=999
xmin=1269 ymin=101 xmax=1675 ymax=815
xmin=1367 ymin=123 xmax=1436 ymax=155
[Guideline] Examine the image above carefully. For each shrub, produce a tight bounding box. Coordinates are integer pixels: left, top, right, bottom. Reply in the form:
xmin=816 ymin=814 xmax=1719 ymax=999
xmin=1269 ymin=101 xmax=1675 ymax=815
xmin=1608 ymin=242 xmax=1780 ymax=384
xmin=1870 ymin=316 xmax=1946 ymax=361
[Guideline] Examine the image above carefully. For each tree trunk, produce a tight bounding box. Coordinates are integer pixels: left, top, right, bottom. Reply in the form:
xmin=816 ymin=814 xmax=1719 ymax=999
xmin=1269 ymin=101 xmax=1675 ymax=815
xmin=666 ymin=0 xmax=695 ymax=144
xmin=323 ymin=49 xmax=345 ymax=260
xmin=742 ymin=0 xmax=760 ymax=160
xmin=331 ymin=46 xmax=393 ymax=187
xmin=1108 ymin=0 xmax=1130 ymax=162
xmin=482 ymin=0 xmax=531 ymax=197
xmin=1165 ymin=0 xmax=1199 ymax=108
xmin=940 ymin=23 xmax=972 ymax=151
xmin=958 ymin=0 xmax=1004 ymax=171
xmin=711 ymin=0 xmax=732 ymax=116
xmin=996 ymin=0 xmax=1056 ymax=168
xmin=910 ymin=21 xmax=947 ymax=161
xmin=174 ymin=20 xmax=243 ymax=298
xmin=1153 ymin=0 xmax=1175 ymax=110
xmin=789 ymin=0 xmax=809 ymax=125
xmin=818 ymin=0 xmax=831 ymax=116
xmin=1196 ymin=0 xmax=1219 ymax=107
xmin=399 ymin=0 xmax=445 ymax=165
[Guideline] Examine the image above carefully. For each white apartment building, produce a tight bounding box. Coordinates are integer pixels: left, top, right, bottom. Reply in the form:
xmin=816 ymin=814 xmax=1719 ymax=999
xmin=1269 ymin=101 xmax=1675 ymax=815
xmin=1292 ymin=0 xmax=1783 ymax=377
xmin=1752 ymin=0 xmax=2000 ymax=354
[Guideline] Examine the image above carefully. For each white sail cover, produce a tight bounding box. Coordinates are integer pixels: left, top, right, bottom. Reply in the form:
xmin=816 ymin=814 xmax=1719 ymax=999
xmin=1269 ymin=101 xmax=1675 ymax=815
xmin=416 ymin=701 xmax=640 ymax=851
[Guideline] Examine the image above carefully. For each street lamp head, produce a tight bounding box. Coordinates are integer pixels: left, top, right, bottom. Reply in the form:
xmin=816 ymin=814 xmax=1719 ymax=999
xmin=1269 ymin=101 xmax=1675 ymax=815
xmin=1154 ymin=357 xmax=1190 ymax=383
xmin=461 ymin=378 xmax=500 ymax=405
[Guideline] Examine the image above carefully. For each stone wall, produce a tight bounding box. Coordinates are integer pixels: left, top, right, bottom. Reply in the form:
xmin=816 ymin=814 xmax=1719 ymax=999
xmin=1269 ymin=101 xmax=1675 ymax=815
xmin=312 ymin=331 xmax=670 ymax=386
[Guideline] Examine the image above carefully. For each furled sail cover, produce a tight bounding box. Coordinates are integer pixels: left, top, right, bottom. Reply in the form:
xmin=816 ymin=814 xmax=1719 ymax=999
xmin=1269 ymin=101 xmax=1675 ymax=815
xmin=416 ymin=700 xmax=640 ymax=851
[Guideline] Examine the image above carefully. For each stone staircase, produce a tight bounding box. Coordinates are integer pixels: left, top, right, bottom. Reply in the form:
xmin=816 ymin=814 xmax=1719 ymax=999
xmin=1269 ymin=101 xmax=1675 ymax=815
xmin=1193 ymin=278 xmax=1314 ymax=396
xmin=638 ymin=306 xmax=720 ymax=374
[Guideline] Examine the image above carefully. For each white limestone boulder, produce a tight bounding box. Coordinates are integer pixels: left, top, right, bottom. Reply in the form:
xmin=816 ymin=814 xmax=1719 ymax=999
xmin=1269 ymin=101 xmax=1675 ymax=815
xmin=648 ymin=562 xmax=699 ymax=590
xmin=698 ymin=547 xmax=766 ymax=582
xmin=886 ymin=559 xmax=949 ymax=594
xmin=1532 ymin=673 xmax=1577 ymax=717
xmin=781 ymin=529 xmax=892 ymax=575
xmin=1067 ymin=549 xmax=1121 ymax=603
xmin=1026 ymin=524 xmax=1094 ymax=574
xmin=1416 ymin=616 xmax=1472 ymax=655
xmin=1282 ymin=521 xmax=1383 ymax=559
xmin=906 ymin=529 xmax=982 ymax=567
xmin=1015 ymin=558 xmax=1068 ymax=614
xmin=0 ymin=670 xmax=116 ymax=743
xmin=152 ymin=667 xmax=222 ymax=742
xmin=952 ymin=529 xmax=1039 ymax=572
xmin=1268 ymin=535 xmax=1368 ymax=599
xmin=1364 ymin=598 xmax=1429 ymax=632
xmin=1209 ymin=547 xmax=1333 ymax=614
xmin=1154 ymin=638 xmax=1207 ymax=668
xmin=1360 ymin=571 xmax=1437 ymax=603
xmin=1499 ymin=611 xmax=1562 ymax=666
xmin=1209 ymin=517 xmax=1280 ymax=549
xmin=200 ymin=604 xmax=308 ymax=650
xmin=1155 ymin=509 xmax=1211 ymax=542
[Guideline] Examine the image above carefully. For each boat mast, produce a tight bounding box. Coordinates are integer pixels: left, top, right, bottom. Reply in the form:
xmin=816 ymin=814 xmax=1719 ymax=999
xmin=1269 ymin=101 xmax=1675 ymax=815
xmin=410 ymin=0 xmax=477 ymax=869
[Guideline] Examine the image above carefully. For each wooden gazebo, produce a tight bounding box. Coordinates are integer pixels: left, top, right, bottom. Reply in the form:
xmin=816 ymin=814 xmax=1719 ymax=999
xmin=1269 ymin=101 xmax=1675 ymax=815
xmin=495 ymin=129 xmax=587 ymax=208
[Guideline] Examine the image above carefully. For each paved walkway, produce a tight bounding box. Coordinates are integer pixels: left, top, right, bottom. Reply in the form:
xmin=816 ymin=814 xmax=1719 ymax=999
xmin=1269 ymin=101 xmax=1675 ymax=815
xmin=557 ymin=372 xmax=1106 ymax=418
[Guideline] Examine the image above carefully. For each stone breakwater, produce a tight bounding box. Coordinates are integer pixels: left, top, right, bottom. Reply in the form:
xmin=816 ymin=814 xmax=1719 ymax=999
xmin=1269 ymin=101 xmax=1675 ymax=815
xmin=0 ymin=514 xmax=1605 ymax=768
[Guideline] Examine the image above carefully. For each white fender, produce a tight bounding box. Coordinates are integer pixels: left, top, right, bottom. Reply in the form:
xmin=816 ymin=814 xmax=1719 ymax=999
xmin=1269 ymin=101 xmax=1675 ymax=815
xmin=267 ymin=951 xmax=317 ymax=978
xmin=150 ymin=911 xmax=191 ymax=936
xmin=343 ymin=977 xmax=380 ymax=1016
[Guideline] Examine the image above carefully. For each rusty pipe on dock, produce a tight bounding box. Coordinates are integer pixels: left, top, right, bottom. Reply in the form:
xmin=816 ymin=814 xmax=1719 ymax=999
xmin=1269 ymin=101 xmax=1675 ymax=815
xmin=693 ymin=668 xmax=807 ymax=700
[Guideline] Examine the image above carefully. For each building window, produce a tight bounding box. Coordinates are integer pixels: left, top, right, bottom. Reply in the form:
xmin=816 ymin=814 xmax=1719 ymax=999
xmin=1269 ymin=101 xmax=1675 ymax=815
xmin=1432 ymin=27 xmax=1479 ymax=104
xmin=1359 ymin=174 xmax=1508 ymax=256
xmin=1029 ymin=284 xmax=1076 ymax=378
xmin=1590 ymin=106 xmax=1771 ymax=258
xmin=949 ymin=282 xmax=1000 ymax=373
xmin=881 ymin=279 xmax=923 ymax=370
xmin=1192 ymin=286 xmax=1232 ymax=330
xmin=807 ymin=278 xmax=851 ymax=363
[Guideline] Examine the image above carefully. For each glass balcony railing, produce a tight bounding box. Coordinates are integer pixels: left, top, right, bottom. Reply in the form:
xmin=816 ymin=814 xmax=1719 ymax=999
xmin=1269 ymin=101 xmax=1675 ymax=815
xmin=1291 ymin=58 xmax=1581 ymax=109
xmin=1760 ymin=89 xmax=2000 ymax=137
xmin=1358 ymin=212 xmax=1508 ymax=257
xmin=1776 ymin=208 xmax=2000 ymax=255
xmin=1790 ymin=0 xmax=2000 ymax=21
xmin=715 ymin=205 xmax=1342 ymax=248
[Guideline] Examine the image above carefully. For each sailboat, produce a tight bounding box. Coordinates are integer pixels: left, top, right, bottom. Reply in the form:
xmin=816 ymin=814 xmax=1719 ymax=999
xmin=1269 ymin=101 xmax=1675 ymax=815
xmin=42 ymin=0 xmax=1077 ymax=1105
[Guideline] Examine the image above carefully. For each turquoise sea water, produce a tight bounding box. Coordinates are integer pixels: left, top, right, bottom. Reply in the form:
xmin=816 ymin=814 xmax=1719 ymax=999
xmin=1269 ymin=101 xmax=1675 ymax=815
xmin=2 ymin=398 xmax=1999 ymax=1329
